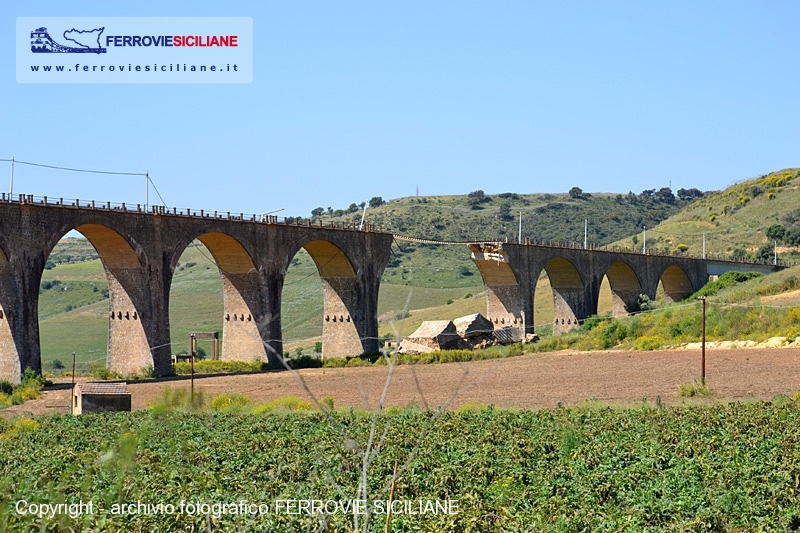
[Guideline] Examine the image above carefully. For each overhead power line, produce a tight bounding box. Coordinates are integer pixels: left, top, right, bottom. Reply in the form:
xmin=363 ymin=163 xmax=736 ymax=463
xmin=0 ymin=157 xmax=168 ymax=207
xmin=0 ymin=158 xmax=146 ymax=176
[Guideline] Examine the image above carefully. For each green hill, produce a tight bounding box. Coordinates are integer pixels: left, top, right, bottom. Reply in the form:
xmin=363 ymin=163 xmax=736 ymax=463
xmin=35 ymin=169 xmax=800 ymax=369
xmin=610 ymin=168 xmax=800 ymax=262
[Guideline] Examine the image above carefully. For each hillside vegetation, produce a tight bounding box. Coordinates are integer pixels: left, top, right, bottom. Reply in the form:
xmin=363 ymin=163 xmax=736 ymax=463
xmin=611 ymin=168 xmax=800 ymax=262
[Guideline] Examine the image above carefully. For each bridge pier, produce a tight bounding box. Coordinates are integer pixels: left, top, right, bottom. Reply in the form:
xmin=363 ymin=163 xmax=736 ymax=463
xmin=220 ymin=272 xmax=274 ymax=364
xmin=551 ymin=287 xmax=592 ymax=333
xmin=321 ymin=277 xmax=365 ymax=357
xmin=0 ymin=249 xmax=26 ymax=384
xmin=106 ymin=268 xmax=168 ymax=376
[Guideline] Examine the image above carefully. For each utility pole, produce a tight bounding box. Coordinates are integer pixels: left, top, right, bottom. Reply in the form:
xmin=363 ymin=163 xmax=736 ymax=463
xmin=584 ymin=219 xmax=588 ymax=250
xmin=698 ymin=296 xmax=706 ymax=385
xmin=358 ymin=201 xmax=368 ymax=231
xmin=9 ymin=156 xmax=14 ymax=198
xmin=190 ymin=333 xmax=196 ymax=401
xmin=518 ymin=212 xmax=522 ymax=243
xmin=642 ymin=226 xmax=646 ymax=254
xmin=145 ymin=171 xmax=149 ymax=211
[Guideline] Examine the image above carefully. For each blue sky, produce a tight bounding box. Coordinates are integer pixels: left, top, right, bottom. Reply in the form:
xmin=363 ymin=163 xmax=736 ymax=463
xmin=2 ymin=1 xmax=799 ymax=219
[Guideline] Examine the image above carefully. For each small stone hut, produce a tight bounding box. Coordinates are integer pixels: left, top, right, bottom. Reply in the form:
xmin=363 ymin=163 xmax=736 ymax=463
xmin=72 ymin=382 xmax=131 ymax=415
xmin=453 ymin=313 xmax=494 ymax=339
xmin=398 ymin=320 xmax=464 ymax=353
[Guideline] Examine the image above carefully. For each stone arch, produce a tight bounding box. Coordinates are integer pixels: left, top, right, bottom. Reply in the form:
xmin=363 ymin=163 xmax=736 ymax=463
xmin=660 ymin=264 xmax=694 ymax=304
xmin=74 ymin=224 xmax=142 ymax=269
xmin=173 ymin=232 xmax=267 ymax=363
xmin=31 ymin=223 xmax=152 ymax=377
xmin=468 ymin=244 xmax=523 ymax=329
xmin=604 ymin=261 xmax=643 ymax=317
xmin=298 ymin=240 xmax=363 ymax=358
xmin=543 ymin=257 xmax=586 ymax=334
xmin=304 ymin=240 xmax=357 ymax=277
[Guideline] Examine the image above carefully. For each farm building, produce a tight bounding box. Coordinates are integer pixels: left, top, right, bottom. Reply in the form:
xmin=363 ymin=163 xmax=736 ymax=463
xmin=397 ymin=320 xmax=465 ymax=353
xmin=72 ymin=382 xmax=131 ymax=415
xmin=453 ymin=313 xmax=494 ymax=339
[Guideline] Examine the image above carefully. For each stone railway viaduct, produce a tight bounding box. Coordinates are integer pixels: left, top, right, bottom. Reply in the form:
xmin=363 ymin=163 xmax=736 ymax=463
xmin=0 ymin=196 xmax=780 ymax=383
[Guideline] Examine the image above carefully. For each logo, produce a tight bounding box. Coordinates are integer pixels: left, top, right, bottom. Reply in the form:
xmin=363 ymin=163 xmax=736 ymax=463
xmin=31 ymin=27 xmax=107 ymax=54
xmin=19 ymin=17 xmax=253 ymax=84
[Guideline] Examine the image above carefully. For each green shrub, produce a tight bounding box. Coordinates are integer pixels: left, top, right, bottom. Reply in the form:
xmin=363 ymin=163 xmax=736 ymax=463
xmin=211 ymin=392 xmax=251 ymax=412
xmin=457 ymin=401 xmax=491 ymax=412
xmin=173 ymin=360 xmax=267 ymax=375
xmin=580 ymin=315 xmax=611 ymax=332
xmin=322 ymin=357 xmax=347 ymax=368
xmin=679 ymin=380 xmax=712 ymax=398
xmin=285 ymin=354 xmax=322 ymax=369
xmin=633 ymin=336 xmax=663 ymax=351
xmin=320 ymin=396 xmax=334 ymax=411
xmin=597 ymin=321 xmax=627 ymax=348
xmin=250 ymin=396 xmax=312 ymax=414
xmin=88 ymin=363 xmax=123 ymax=381
xmin=691 ymin=271 xmax=762 ymax=299
xmin=0 ymin=380 xmax=12 ymax=396
xmin=147 ymin=388 xmax=206 ymax=413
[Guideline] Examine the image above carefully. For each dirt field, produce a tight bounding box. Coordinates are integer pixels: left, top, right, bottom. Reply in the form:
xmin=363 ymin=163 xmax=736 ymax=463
xmin=4 ymin=346 xmax=800 ymax=418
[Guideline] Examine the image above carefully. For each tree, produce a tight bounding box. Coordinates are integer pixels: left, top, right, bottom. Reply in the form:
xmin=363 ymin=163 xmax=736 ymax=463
xmin=756 ymin=243 xmax=774 ymax=262
xmin=311 ymin=207 xmax=324 ymax=217
xmin=348 ymin=203 xmax=359 ymax=213
xmin=677 ymin=188 xmax=704 ymax=201
xmin=568 ymin=187 xmax=584 ymax=199
xmin=655 ymin=187 xmax=675 ymax=204
xmin=497 ymin=202 xmax=513 ymax=221
xmin=732 ymin=247 xmax=748 ymax=260
xmin=765 ymin=224 xmax=786 ymax=241
xmin=369 ymin=196 xmax=384 ymax=208
xmin=785 ymin=227 xmax=800 ymax=246
xmin=468 ymin=190 xmax=486 ymax=210
xmin=467 ymin=190 xmax=485 ymax=202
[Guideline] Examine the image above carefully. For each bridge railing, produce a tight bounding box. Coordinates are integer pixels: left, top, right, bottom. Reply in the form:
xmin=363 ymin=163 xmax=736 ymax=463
xmin=500 ymin=236 xmax=795 ymax=268
xmin=0 ymin=192 xmax=385 ymax=233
